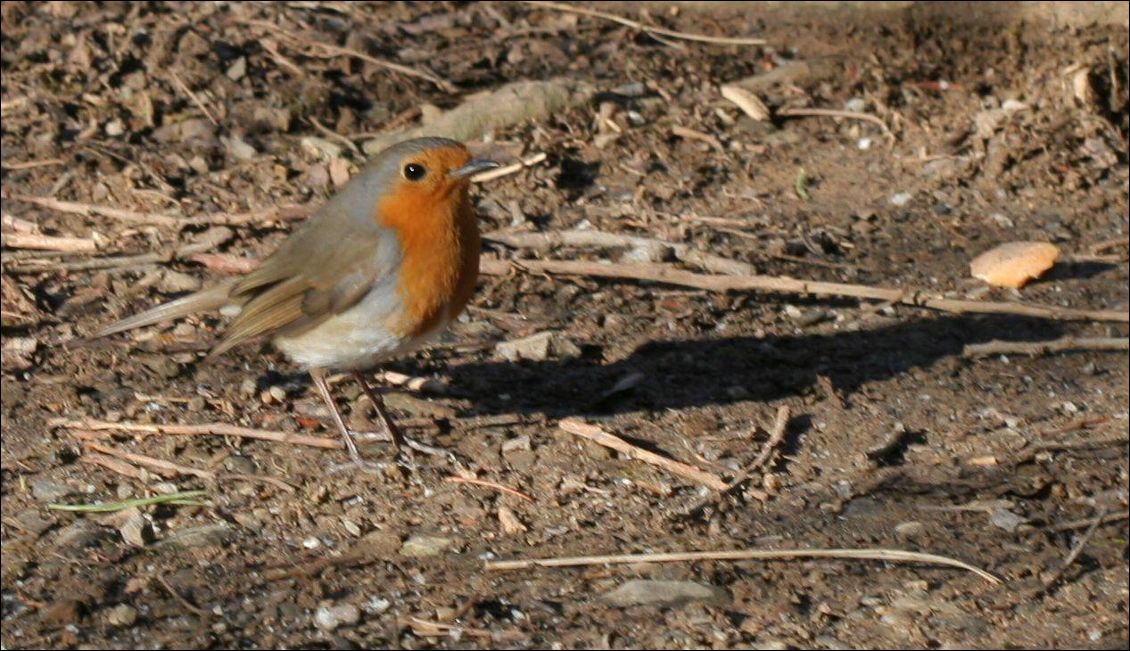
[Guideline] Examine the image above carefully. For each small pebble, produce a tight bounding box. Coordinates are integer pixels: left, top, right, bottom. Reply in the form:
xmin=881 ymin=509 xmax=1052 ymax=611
xmin=106 ymin=604 xmax=138 ymax=627
xmin=314 ymin=603 xmax=360 ymax=631
xmin=889 ymin=192 xmax=913 ymax=207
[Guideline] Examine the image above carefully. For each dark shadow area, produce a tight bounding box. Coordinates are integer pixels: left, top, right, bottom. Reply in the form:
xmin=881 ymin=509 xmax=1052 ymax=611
xmin=1043 ymin=260 xmax=1120 ymax=283
xmin=438 ymin=313 xmax=1070 ymax=419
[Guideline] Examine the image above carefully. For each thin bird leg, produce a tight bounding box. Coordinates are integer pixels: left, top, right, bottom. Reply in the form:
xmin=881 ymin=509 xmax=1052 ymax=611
xmin=351 ymin=371 xmax=407 ymax=451
xmin=309 ymin=367 xmax=387 ymax=472
xmin=353 ymin=372 xmax=452 ymax=459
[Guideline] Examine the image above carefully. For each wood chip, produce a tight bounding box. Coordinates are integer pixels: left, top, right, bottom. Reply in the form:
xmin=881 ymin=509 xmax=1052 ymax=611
xmin=720 ymin=84 xmax=770 ymax=121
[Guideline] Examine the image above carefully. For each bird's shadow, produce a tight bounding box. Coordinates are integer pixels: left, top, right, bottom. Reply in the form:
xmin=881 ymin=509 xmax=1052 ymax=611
xmin=431 ymin=313 xmax=1072 ymax=419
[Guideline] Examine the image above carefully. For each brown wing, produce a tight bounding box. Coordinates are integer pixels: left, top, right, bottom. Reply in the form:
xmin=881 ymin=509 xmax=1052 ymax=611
xmin=207 ymin=206 xmax=399 ymax=359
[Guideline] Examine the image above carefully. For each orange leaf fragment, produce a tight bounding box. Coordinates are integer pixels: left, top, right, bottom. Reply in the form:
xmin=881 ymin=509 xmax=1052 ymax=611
xmin=970 ymin=242 xmax=1060 ymax=288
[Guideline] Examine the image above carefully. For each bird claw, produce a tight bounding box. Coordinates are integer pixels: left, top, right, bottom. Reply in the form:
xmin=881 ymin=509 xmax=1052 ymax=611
xmin=346 ymin=429 xmax=453 ymax=463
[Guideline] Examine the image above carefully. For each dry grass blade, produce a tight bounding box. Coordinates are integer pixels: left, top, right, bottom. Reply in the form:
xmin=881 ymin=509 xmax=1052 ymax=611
xmin=47 ymin=490 xmax=207 ymax=513
xmin=484 ymin=547 xmax=1001 ymax=584
xmin=521 ymin=1 xmax=766 ymax=45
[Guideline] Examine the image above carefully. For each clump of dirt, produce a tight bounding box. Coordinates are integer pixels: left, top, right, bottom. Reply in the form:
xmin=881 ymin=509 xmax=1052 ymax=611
xmin=2 ymin=2 xmax=1127 ymax=649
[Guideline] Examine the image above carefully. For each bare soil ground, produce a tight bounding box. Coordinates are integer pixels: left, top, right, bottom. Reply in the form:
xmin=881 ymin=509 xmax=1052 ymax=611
xmin=2 ymin=2 xmax=1128 ymax=649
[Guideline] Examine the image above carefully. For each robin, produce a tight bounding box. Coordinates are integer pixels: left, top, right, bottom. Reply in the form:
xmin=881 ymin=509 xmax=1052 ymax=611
xmin=97 ymin=137 xmax=499 ymax=470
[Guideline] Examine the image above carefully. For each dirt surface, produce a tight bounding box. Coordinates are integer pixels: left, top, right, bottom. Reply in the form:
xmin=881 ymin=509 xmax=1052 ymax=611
xmin=2 ymin=2 xmax=1128 ymax=649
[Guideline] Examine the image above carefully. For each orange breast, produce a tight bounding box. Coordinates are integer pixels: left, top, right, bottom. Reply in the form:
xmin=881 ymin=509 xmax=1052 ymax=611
xmin=376 ymin=189 xmax=480 ymax=338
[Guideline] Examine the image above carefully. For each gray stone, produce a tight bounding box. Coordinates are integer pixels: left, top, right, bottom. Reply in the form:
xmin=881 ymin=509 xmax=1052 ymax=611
xmin=155 ymin=523 xmax=235 ymax=549
xmin=894 ymin=521 xmax=926 ymax=539
xmin=31 ymin=480 xmax=73 ymax=502
xmin=399 ymin=534 xmax=453 ymax=558
xmin=314 ymin=603 xmax=360 ymax=631
xmin=497 ymin=331 xmax=581 ymax=362
xmin=106 ymin=604 xmax=138 ymax=627
xmin=601 ymin=579 xmax=730 ymax=608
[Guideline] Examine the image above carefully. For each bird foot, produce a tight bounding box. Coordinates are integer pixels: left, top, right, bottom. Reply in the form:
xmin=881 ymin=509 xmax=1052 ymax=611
xmin=346 ymin=429 xmax=453 ymax=462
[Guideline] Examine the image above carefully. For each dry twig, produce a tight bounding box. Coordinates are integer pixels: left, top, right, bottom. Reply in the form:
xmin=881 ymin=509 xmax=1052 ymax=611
xmin=521 ymin=0 xmax=766 ymax=46
xmin=7 ymin=194 xmax=312 ymax=229
xmin=1029 ymin=509 xmax=1109 ymax=597
xmin=53 ymin=417 xmax=343 ymax=449
xmin=677 ymin=406 xmax=791 ymax=518
xmin=1 ymin=158 xmax=66 ymax=171
xmin=1045 ymin=512 xmax=1129 ymax=533
xmin=84 ymin=441 xmax=214 ymax=479
xmin=445 ymin=476 xmax=535 ymax=503
xmin=4 ymin=225 xmax=233 ymax=274
xmin=168 ymin=71 xmax=219 ymax=126
xmin=79 ymin=452 xmax=146 ymax=479
xmin=777 ymin=106 xmax=894 ymax=140
xmin=471 ymin=152 xmax=548 ymax=183
xmin=2 ymin=232 xmax=97 ymax=253
xmin=484 ymin=547 xmax=1001 ymax=584
xmin=478 ymin=258 xmax=1127 ymax=323
xmin=239 ymin=19 xmax=456 ymax=93
xmin=157 ymin=573 xmax=212 ymax=618
xmin=963 ymin=337 xmax=1128 ymax=358
xmin=484 ymin=229 xmax=754 ymax=276
xmin=558 ymin=419 xmax=728 ymax=491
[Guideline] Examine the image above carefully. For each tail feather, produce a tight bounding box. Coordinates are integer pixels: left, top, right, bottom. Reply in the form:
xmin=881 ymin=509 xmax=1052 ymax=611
xmin=95 ymin=280 xmax=237 ymax=338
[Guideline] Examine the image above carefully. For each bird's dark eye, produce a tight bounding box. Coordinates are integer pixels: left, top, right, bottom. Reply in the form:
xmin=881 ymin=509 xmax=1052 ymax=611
xmin=403 ymin=163 xmax=427 ymax=181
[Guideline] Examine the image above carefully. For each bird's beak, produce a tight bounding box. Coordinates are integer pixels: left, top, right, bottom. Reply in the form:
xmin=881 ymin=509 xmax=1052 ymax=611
xmin=449 ymin=158 xmax=501 ymax=179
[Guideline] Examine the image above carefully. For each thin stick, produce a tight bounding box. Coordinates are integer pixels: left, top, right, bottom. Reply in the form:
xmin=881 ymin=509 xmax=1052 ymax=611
xmin=221 ymin=473 xmax=298 ymax=493
xmin=478 ymin=258 xmax=1127 ymax=323
xmin=963 ymin=337 xmax=1128 ymax=358
xmin=1031 ymin=509 xmax=1109 ymax=596
xmin=156 ymin=573 xmax=212 ymax=617
xmin=672 ymin=125 xmax=725 ymax=152
xmin=187 ymin=252 xmax=260 ymax=274
xmin=777 ymin=106 xmax=893 ymax=140
xmin=0 ymin=158 xmax=65 ymax=170
xmin=4 ymin=226 xmax=232 ymax=274
xmin=239 ymin=19 xmax=456 ymax=93
xmin=9 ymin=194 xmax=181 ymax=227
xmin=471 ymin=152 xmax=548 ymax=183
xmin=678 ymin=406 xmax=791 ymax=518
xmin=521 ymin=1 xmax=766 ymax=46
xmin=558 ymin=419 xmax=728 ymax=491
xmin=7 ymin=194 xmax=313 ymax=228
xmin=309 ymin=116 xmax=362 ymax=156
xmin=1045 ymin=512 xmax=1129 ymax=533
xmin=400 ymin=616 xmax=493 ymax=640
xmin=484 ymin=229 xmax=755 ymax=276
xmin=445 ymin=476 xmax=535 ymax=503
xmin=727 ymin=406 xmax=790 ymax=489
xmin=484 ymin=547 xmax=1001 ymax=584
xmin=2 ymin=232 xmax=97 ymax=253
xmin=168 ymin=71 xmax=219 ymax=126
xmin=79 ymin=452 xmax=146 ymax=479
xmin=52 ymin=418 xmax=343 ymax=449
xmin=84 ymin=442 xmax=215 ymax=479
